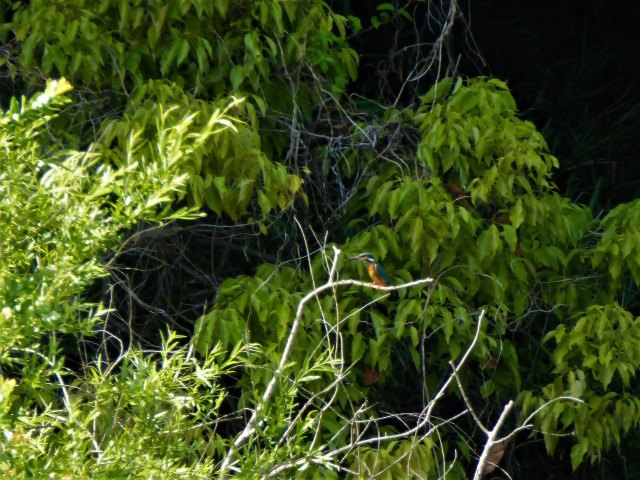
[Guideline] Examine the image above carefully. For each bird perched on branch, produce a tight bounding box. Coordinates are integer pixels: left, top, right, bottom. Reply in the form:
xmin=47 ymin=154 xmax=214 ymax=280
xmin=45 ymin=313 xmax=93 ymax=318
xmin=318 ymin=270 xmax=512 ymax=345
xmin=348 ymin=253 xmax=391 ymax=286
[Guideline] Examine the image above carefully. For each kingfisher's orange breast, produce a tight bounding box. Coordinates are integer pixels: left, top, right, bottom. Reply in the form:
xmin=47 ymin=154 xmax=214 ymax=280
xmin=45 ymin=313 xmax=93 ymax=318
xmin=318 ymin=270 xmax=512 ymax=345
xmin=367 ymin=263 xmax=386 ymax=285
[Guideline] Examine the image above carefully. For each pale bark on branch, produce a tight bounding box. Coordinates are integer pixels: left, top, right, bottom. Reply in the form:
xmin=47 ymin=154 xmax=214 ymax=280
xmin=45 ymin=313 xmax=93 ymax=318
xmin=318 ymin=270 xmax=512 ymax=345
xmin=219 ymin=246 xmax=433 ymax=473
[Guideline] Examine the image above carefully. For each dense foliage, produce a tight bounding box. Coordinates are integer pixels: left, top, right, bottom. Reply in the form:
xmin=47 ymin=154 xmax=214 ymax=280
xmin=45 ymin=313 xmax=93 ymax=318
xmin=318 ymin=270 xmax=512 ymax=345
xmin=1 ymin=1 xmax=639 ymax=478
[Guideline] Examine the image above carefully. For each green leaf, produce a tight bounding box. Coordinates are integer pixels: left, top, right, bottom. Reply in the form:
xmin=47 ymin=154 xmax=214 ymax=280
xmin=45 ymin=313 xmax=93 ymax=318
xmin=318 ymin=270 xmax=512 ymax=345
xmin=502 ymin=224 xmax=517 ymax=252
xmin=450 ymin=88 xmax=478 ymax=112
xmin=376 ymin=3 xmax=395 ymax=12
xmin=160 ymin=40 xmax=179 ymax=74
xmin=409 ymin=326 xmax=419 ymax=348
xmin=411 ymin=216 xmax=424 ymax=250
xmin=257 ymin=191 xmax=272 ymax=216
xmin=370 ymin=311 xmax=387 ymax=338
xmin=510 ymin=198 xmax=524 ymax=229
xmin=352 ymin=333 xmax=365 ymax=361
xmin=609 ymin=255 xmax=623 ymax=280
xmin=368 ymin=178 xmax=392 ymax=216
xmin=244 ymin=32 xmax=259 ymax=55
xmin=176 ymin=39 xmax=190 ymax=66
xmin=621 ymin=232 xmax=637 ymax=259
xmin=571 ymin=437 xmax=589 ymax=470
xmin=420 ymin=77 xmax=453 ymax=104
xmin=511 ymin=260 xmax=527 ymax=282
xmin=477 ymin=225 xmax=501 ymax=262
xmin=230 ymin=64 xmax=245 ymax=90
xmin=600 ymin=364 xmax=615 ymax=390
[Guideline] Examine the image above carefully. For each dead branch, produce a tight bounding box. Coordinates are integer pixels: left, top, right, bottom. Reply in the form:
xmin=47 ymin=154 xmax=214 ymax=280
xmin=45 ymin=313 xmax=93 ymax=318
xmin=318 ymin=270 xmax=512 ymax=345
xmin=218 ymin=246 xmax=433 ymax=473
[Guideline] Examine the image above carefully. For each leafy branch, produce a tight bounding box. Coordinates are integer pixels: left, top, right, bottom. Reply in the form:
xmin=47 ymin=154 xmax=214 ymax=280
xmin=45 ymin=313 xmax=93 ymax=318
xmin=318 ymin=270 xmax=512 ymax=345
xmin=219 ymin=246 xmax=433 ymax=473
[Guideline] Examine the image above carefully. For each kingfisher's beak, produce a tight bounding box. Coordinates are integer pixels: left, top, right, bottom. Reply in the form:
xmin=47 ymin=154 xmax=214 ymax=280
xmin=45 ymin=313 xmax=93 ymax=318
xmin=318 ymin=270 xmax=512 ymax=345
xmin=347 ymin=256 xmax=359 ymax=261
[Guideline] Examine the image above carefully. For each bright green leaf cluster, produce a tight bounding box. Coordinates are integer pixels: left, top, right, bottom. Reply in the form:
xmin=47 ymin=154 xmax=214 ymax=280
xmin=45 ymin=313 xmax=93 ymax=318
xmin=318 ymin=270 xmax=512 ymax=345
xmin=416 ymin=77 xmax=558 ymax=203
xmin=0 ymin=78 xmax=236 ymax=400
xmin=350 ymin=440 xmax=439 ymax=479
xmin=7 ymin=0 xmax=358 ymax=114
xmin=0 ymin=334 xmax=246 ymax=477
xmin=546 ymin=305 xmax=640 ymax=391
xmin=95 ymin=80 xmax=304 ymax=220
xmin=6 ymin=0 xmax=350 ymax=220
xmin=592 ymin=199 xmax=640 ymax=286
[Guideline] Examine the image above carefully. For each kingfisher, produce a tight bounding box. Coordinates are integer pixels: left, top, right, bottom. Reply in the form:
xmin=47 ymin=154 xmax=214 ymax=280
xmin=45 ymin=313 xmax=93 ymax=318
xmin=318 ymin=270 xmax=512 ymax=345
xmin=348 ymin=253 xmax=391 ymax=286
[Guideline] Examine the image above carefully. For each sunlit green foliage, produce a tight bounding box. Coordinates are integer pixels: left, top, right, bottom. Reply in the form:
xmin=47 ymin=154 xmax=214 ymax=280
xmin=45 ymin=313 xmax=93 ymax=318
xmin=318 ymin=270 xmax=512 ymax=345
xmin=8 ymin=0 xmax=357 ymax=97
xmin=592 ymin=199 xmax=640 ymax=287
xmin=94 ymin=80 xmax=303 ymax=221
xmin=0 ymin=78 xmax=200 ymax=359
xmin=0 ymin=334 xmax=246 ymax=478
xmin=4 ymin=0 xmax=358 ymax=218
xmin=194 ymin=77 xmax=640 ymax=474
xmin=0 ymin=80 xmax=246 ymax=476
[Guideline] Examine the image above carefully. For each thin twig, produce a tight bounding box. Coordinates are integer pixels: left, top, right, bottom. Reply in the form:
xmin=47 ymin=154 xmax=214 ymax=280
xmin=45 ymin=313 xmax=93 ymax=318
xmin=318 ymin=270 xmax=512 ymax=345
xmin=451 ymin=361 xmax=489 ymax=435
xmin=218 ymin=247 xmax=433 ymax=473
xmin=258 ymin=310 xmax=487 ymax=479
xmin=471 ymin=394 xmax=583 ymax=478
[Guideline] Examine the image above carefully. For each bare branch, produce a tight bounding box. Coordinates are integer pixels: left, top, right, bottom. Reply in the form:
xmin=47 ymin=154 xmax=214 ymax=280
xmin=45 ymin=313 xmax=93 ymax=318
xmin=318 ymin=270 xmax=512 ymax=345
xmin=472 ymin=395 xmax=583 ymax=478
xmin=498 ymin=396 xmax=584 ymax=444
xmin=473 ymin=400 xmax=514 ymax=480
xmin=218 ymin=247 xmax=433 ymax=473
